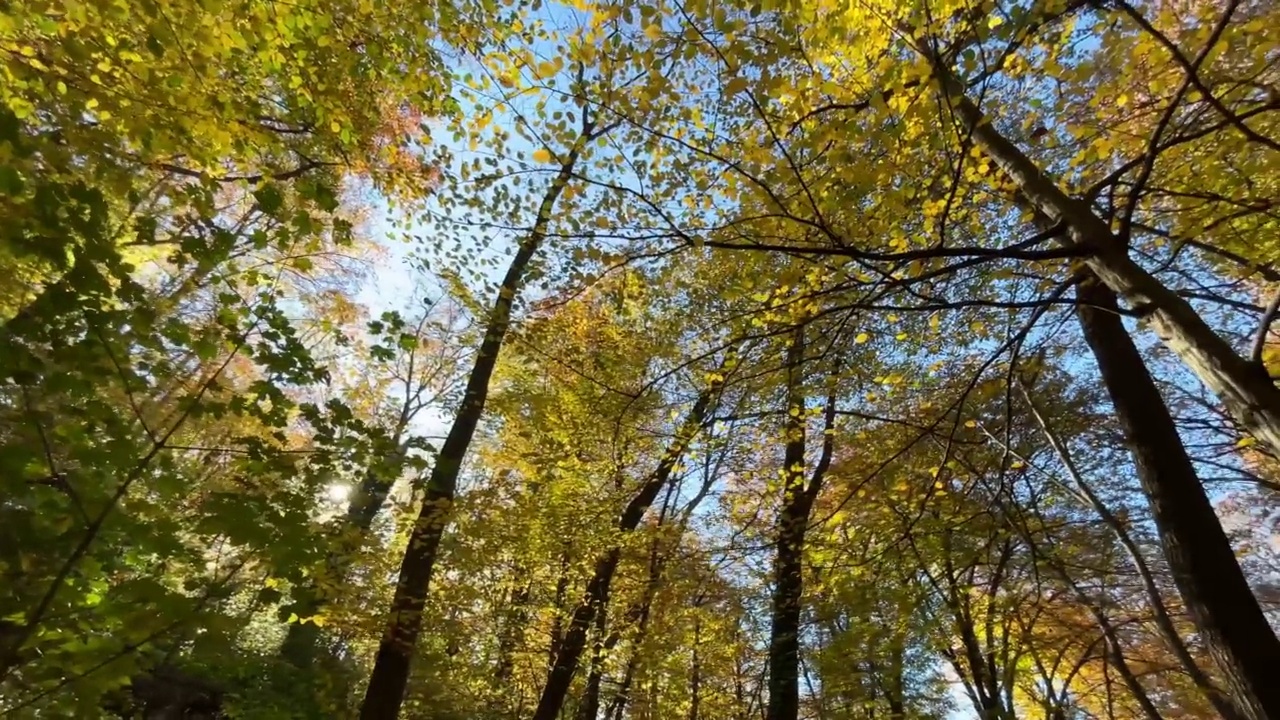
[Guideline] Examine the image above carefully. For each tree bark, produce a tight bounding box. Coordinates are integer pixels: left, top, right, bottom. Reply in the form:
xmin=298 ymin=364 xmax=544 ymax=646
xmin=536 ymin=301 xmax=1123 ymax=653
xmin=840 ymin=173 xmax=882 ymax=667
xmin=530 ymin=377 xmax=722 ymax=720
xmin=922 ymin=55 xmax=1280 ymax=460
xmin=882 ymin=642 xmax=906 ymax=720
xmin=549 ymin=544 xmax=573 ymax=668
xmin=689 ymin=618 xmax=702 ymax=720
xmin=1021 ymin=387 xmax=1244 ymax=720
xmin=1076 ymin=275 xmax=1280 ymax=720
xmin=574 ymin=604 xmax=610 ymax=720
xmin=357 ymin=123 xmax=593 ymax=720
xmin=767 ymin=328 xmax=810 ymax=720
xmin=766 ymin=330 xmax=837 ymax=720
xmin=603 ymin=541 xmax=671 ymax=720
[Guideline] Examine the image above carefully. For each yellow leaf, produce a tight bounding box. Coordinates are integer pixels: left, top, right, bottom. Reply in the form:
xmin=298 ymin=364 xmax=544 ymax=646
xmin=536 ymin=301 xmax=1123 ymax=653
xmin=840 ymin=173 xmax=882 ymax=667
xmin=1237 ymin=437 xmax=1258 ymax=449
xmin=532 ymin=148 xmax=554 ymax=163
xmin=855 ymin=332 xmax=870 ymax=343
xmin=988 ymin=15 xmax=1004 ymax=28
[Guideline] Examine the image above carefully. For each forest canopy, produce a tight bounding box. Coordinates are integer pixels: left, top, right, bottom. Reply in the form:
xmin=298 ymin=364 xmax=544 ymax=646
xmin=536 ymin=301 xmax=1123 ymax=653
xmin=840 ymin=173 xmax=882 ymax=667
xmin=2 ymin=0 xmax=1280 ymax=718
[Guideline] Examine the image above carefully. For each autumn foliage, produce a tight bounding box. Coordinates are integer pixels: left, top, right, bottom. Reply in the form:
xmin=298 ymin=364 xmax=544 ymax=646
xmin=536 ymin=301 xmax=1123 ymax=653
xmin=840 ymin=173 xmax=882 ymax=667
xmin=2 ymin=0 xmax=1280 ymax=718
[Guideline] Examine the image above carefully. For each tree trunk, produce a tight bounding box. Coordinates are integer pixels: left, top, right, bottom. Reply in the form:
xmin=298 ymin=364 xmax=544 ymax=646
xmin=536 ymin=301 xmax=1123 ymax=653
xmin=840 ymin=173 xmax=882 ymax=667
xmin=357 ymin=128 xmax=592 ymax=720
xmin=1022 ymin=388 xmax=1244 ymax=720
xmin=940 ymin=543 xmax=1008 ymax=720
xmin=604 ymin=543 xmax=669 ymax=720
xmin=606 ymin=648 xmax=639 ymax=720
xmin=882 ymin=642 xmax=906 ymax=720
xmin=922 ymin=56 xmax=1280 ymax=460
xmin=1092 ymin=590 xmax=1165 ymax=720
xmin=574 ymin=605 xmax=610 ymax=720
xmin=549 ymin=544 xmax=573 ymax=668
xmin=689 ymin=618 xmax=702 ymax=720
xmin=767 ymin=330 xmax=837 ymax=720
xmin=767 ymin=328 xmax=810 ymax=720
xmin=530 ymin=379 xmax=722 ymax=720
xmin=1077 ymin=274 xmax=1280 ymax=720
xmin=1007 ymin=486 xmax=1165 ymax=720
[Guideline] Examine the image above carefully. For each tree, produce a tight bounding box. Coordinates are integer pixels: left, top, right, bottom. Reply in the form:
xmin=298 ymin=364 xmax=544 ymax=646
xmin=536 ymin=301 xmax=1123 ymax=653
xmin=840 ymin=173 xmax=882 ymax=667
xmin=8 ymin=0 xmax=1280 ymax=719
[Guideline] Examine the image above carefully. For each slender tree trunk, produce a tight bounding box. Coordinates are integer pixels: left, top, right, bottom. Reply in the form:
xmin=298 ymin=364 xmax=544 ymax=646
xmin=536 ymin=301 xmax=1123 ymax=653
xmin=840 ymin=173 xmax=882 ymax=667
xmin=1093 ymin=593 xmax=1165 ymax=720
xmin=549 ymin=544 xmax=573 ymax=667
xmin=732 ymin=655 xmax=747 ymax=720
xmin=607 ymin=648 xmax=639 ymax=720
xmin=767 ymin=331 xmax=838 ymax=720
xmin=942 ymin=553 xmax=1007 ymax=720
xmin=767 ymin=328 xmax=810 ymax=720
xmin=574 ymin=606 xmax=609 ymax=720
xmin=531 ymin=528 xmax=622 ymax=719
xmin=602 ymin=610 xmax=655 ymax=720
xmin=579 ymin=539 xmax=664 ymax=720
xmin=648 ymin=674 xmax=661 ymax=719
xmin=1022 ymin=388 xmax=1244 ymax=720
xmin=1077 ymin=274 xmax=1280 ymax=720
xmin=357 ymin=126 xmax=594 ymax=720
xmin=882 ymin=643 xmax=906 ymax=720
xmin=689 ymin=618 xmax=702 ymax=720
xmin=530 ymin=379 xmax=722 ymax=720
xmin=604 ymin=562 xmax=665 ymax=720
xmin=1056 ymin=575 xmax=1157 ymax=720
xmin=1008 ymin=490 xmax=1165 ymax=720
xmin=921 ymin=56 xmax=1280 ymax=460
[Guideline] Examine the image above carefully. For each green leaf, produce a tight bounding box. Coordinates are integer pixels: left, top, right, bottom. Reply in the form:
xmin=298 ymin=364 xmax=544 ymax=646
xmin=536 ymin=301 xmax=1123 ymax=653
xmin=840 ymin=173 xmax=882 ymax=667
xmin=253 ymin=184 xmax=285 ymax=215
